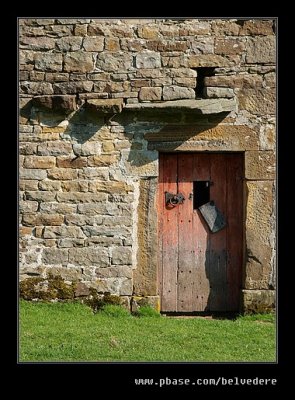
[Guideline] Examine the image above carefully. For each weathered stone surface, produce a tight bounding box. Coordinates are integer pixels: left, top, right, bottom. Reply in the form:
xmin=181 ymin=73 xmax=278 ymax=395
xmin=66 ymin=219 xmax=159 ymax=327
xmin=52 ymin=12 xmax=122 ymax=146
xmin=47 ymin=168 xmax=78 ymax=180
xmin=19 ymin=180 xmax=39 ymax=191
xmin=35 ymin=53 xmax=63 ymax=72
xmin=42 ymin=248 xmax=68 ymax=264
xmin=88 ymin=181 xmax=133 ymax=194
xmin=68 ymin=248 xmax=109 ymax=267
xmin=39 ymin=180 xmax=61 ymax=191
xmin=74 ymin=282 xmax=90 ymax=297
xmin=57 ymin=238 xmax=84 ymax=248
xmin=32 ymin=95 xmax=77 ymax=112
xmin=96 ymin=52 xmax=133 ymax=72
xmin=136 ymin=51 xmax=161 ymax=69
xmin=20 ymin=168 xmax=47 ymax=180
xmin=238 ymin=88 xmax=275 ymax=115
xmin=133 ymin=178 xmax=158 ymax=296
xmin=242 ymin=290 xmax=275 ymax=313
xmin=56 ymin=37 xmax=83 ymax=52
xmin=56 ymin=156 xmax=87 ymax=168
xmin=139 ymin=87 xmax=162 ymax=102
xmin=87 ymin=155 xmax=118 ymax=167
xmin=24 ymin=156 xmax=55 ymax=169
xmin=102 ymin=141 xmax=115 ymax=153
xmin=126 ymin=98 xmax=237 ymax=114
xmin=77 ymin=203 xmax=117 ymax=216
xmin=56 ymin=192 xmax=107 ymax=203
xmin=204 ymin=74 xmax=263 ymax=89
xmin=215 ymin=38 xmax=245 ymax=55
xmin=53 ymin=81 xmax=93 ymax=94
xmin=25 ymin=191 xmax=55 ymax=202
xmin=105 ymin=38 xmax=120 ymax=51
xmin=78 ymin=167 xmax=109 ymax=180
xmin=245 ymin=181 xmax=274 ymax=289
xmin=246 ymin=37 xmax=276 ymax=64
xmin=146 ymin=125 xmax=259 ymax=151
xmin=85 ymin=99 xmax=124 ymax=114
xmin=19 ymin=200 xmax=38 ymax=213
xmin=240 ymin=20 xmax=274 ymax=36
xmin=20 ymin=36 xmax=55 ymax=50
xmin=61 ymin=180 xmax=88 ymax=192
xmin=172 ymin=77 xmax=196 ymax=88
xmin=83 ymin=36 xmax=104 ymax=51
xmin=40 ymin=202 xmax=76 ymax=214
xmin=96 ymin=266 xmax=132 ymax=279
xmin=44 ymin=226 xmax=85 ymax=239
xmin=23 ymin=213 xmax=64 ymax=226
xmin=111 ymin=247 xmax=132 ymax=265
xmin=245 ymin=151 xmax=275 ymax=179
xmin=20 ymin=82 xmax=53 ymax=95
xmin=203 ymin=87 xmax=234 ymax=99
xmin=187 ymin=54 xmax=235 ymax=67
xmin=64 ymin=52 xmax=94 ymax=73
xmin=19 ymin=143 xmax=38 ymax=155
xmin=131 ymin=295 xmax=160 ymax=312
xmin=162 ymin=86 xmax=195 ymax=101
xmin=37 ymin=142 xmax=73 ymax=156
xmin=72 ymin=142 xmax=101 ymax=156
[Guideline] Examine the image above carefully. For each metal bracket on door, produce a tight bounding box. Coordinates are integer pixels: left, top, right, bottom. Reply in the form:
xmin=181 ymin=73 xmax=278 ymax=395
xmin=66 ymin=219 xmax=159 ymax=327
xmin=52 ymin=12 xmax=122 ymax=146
xmin=165 ymin=192 xmax=185 ymax=207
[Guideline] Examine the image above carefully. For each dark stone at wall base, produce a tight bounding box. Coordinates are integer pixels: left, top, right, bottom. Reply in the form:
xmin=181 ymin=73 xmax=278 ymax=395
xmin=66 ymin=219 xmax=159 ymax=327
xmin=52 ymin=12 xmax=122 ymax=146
xmin=241 ymin=289 xmax=275 ymax=314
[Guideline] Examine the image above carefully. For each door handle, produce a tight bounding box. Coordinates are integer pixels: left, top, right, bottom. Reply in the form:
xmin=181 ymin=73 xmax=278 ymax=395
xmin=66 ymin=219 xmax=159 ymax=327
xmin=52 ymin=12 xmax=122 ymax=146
xmin=165 ymin=192 xmax=185 ymax=207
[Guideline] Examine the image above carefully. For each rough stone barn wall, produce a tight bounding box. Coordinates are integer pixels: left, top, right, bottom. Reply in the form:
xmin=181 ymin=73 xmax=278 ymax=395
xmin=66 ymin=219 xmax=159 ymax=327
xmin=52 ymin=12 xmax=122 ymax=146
xmin=19 ymin=18 xmax=276 ymax=312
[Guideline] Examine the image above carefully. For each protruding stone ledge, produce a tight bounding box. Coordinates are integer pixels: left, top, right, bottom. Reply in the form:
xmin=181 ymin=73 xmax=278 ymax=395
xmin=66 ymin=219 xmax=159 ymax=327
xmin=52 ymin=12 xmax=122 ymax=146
xmin=32 ymin=95 xmax=77 ymax=112
xmin=84 ymin=98 xmax=124 ymax=114
xmin=125 ymin=98 xmax=237 ymax=114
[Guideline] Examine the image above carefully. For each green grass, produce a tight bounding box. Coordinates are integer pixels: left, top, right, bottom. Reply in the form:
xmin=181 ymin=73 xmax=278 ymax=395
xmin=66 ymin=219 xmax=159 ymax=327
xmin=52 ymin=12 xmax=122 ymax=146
xmin=19 ymin=300 xmax=276 ymax=362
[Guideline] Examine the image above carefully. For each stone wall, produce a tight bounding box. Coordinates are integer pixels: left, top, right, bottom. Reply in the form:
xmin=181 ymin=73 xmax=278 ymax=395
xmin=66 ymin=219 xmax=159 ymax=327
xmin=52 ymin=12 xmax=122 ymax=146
xmin=19 ymin=18 xmax=276 ymax=312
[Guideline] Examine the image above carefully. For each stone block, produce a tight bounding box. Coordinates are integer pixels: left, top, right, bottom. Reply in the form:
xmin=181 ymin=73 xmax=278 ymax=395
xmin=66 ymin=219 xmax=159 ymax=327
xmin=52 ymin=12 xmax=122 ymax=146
xmin=47 ymin=168 xmax=78 ymax=180
xmin=139 ymin=87 xmax=162 ymax=101
xmin=35 ymin=53 xmax=63 ymax=72
xmin=64 ymin=51 xmax=94 ymax=73
xmin=245 ymin=181 xmax=275 ymax=289
xmin=43 ymin=226 xmax=85 ymax=239
xmin=95 ymin=266 xmax=132 ymax=279
xmin=187 ymin=54 xmax=236 ymax=68
xmin=239 ymin=20 xmax=274 ymax=36
xmin=37 ymin=142 xmax=73 ymax=156
xmin=96 ymin=52 xmax=133 ymax=72
xmin=84 ymin=99 xmax=124 ymax=114
xmin=56 ymin=156 xmax=87 ymax=168
xmin=32 ymin=95 xmax=77 ymax=112
xmin=20 ymin=169 xmax=47 ymax=180
xmin=19 ymin=200 xmax=38 ymax=213
xmin=20 ymin=36 xmax=55 ymax=50
xmin=20 ymin=82 xmax=53 ymax=95
xmin=73 ymin=142 xmax=101 ymax=157
xmin=136 ymin=51 xmax=161 ymax=69
xmin=83 ymin=36 xmax=104 ymax=51
xmin=111 ymin=247 xmax=132 ymax=265
xmin=163 ymin=85 xmax=195 ymax=101
xmin=105 ymin=38 xmax=120 ymax=51
xmin=246 ymin=37 xmax=275 ymax=64
xmin=68 ymin=248 xmax=109 ymax=267
xmin=53 ymin=81 xmax=93 ymax=94
xmin=203 ymin=87 xmax=234 ymax=98
xmin=42 ymin=248 xmax=68 ymax=265
xmin=56 ymin=192 xmax=107 ymax=203
xmin=137 ymin=25 xmax=160 ymax=39
xmin=245 ymin=151 xmax=275 ymax=179
xmin=19 ymin=180 xmax=39 ymax=191
xmin=24 ymin=156 xmax=56 ymax=169
xmin=215 ymin=38 xmax=245 ymax=55
xmin=19 ymin=143 xmax=38 ymax=155
xmin=61 ymin=181 xmax=88 ymax=192
xmin=56 ymin=37 xmax=83 ymax=52
xmin=40 ymin=202 xmax=76 ymax=214
xmin=242 ymin=290 xmax=275 ymax=313
xmin=87 ymin=155 xmax=118 ymax=167
xmin=25 ymin=191 xmax=56 ymax=202
xmin=238 ymin=88 xmax=275 ymax=115
xmin=39 ymin=180 xmax=62 ymax=191
xmin=22 ymin=213 xmax=64 ymax=226
xmin=78 ymin=167 xmax=109 ymax=180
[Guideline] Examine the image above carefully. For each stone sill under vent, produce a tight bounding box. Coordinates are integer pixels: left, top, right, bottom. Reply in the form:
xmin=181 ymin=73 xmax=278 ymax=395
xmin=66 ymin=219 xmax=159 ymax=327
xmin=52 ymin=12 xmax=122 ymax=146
xmin=124 ymin=98 xmax=236 ymax=114
xmin=31 ymin=95 xmax=237 ymax=115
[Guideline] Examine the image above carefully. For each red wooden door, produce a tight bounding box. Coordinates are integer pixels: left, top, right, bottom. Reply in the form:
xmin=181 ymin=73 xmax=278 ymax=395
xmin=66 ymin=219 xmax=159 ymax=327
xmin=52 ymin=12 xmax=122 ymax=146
xmin=158 ymin=153 xmax=243 ymax=312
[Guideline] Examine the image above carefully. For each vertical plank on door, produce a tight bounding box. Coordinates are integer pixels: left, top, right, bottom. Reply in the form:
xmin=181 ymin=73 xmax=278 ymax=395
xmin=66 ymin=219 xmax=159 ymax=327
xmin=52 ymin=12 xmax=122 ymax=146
xmin=193 ymin=154 xmax=211 ymax=311
xmin=161 ymin=154 xmax=178 ymax=312
xmin=158 ymin=154 xmax=164 ymax=304
xmin=177 ymin=153 xmax=194 ymax=311
xmin=209 ymin=154 xmax=228 ymax=311
xmin=226 ymin=154 xmax=243 ymax=311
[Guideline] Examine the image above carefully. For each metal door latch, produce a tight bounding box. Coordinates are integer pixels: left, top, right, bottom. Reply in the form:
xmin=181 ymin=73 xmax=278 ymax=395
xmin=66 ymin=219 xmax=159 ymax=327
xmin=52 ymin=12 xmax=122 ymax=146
xmin=165 ymin=192 xmax=185 ymax=207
